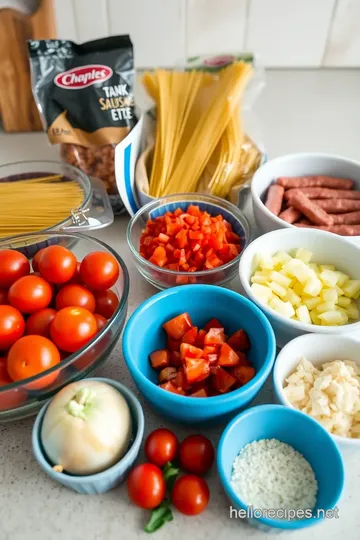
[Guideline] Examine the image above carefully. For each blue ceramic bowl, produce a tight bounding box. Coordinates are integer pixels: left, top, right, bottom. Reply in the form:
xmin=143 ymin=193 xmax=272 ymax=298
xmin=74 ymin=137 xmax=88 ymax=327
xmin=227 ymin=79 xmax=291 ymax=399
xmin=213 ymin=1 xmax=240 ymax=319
xmin=122 ymin=285 xmax=276 ymax=426
xmin=32 ymin=378 xmax=144 ymax=494
xmin=217 ymin=405 xmax=345 ymax=531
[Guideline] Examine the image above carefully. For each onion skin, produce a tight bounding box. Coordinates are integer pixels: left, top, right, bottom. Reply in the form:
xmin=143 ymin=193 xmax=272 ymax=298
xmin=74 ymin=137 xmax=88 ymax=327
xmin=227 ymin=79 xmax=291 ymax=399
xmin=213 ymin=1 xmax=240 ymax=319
xmin=41 ymin=381 xmax=132 ymax=475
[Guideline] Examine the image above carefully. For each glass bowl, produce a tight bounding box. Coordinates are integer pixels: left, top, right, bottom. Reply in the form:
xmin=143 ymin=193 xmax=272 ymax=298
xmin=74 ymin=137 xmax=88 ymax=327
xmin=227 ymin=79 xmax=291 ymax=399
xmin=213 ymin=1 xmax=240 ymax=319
xmin=0 ymin=232 xmax=129 ymax=422
xmin=127 ymin=193 xmax=251 ymax=289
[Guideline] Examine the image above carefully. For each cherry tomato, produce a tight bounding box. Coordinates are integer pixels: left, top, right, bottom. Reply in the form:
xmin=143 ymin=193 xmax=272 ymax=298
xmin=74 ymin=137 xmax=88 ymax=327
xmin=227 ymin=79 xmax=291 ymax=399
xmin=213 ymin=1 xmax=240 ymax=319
xmin=0 ymin=289 xmax=8 ymax=305
xmin=0 ymin=250 xmax=30 ymax=288
xmin=32 ymin=248 xmax=46 ymax=272
xmin=8 ymin=275 xmax=52 ymax=314
xmin=25 ymin=308 xmax=57 ymax=337
xmin=63 ymin=261 xmax=82 ymax=286
xmin=50 ymin=307 xmax=97 ymax=353
xmin=172 ymin=475 xmax=210 ymax=516
xmin=80 ymin=252 xmax=120 ymax=291
xmin=38 ymin=246 xmax=77 ymax=284
xmin=0 ymin=358 xmax=28 ymax=411
xmin=127 ymin=463 xmax=166 ymax=509
xmin=145 ymin=428 xmax=179 ymax=467
xmin=93 ymin=313 xmax=107 ymax=332
xmin=55 ymin=284 xmax=96 ymax=312
xmin=0 ymin=305 xmax=25 ymax=350
xmin=179 ymin=435 xmax=215 ymax=475
xmin=94 ymin=290 xmax=119 ymax=319
xmin=7 ymin=335 xmax=60 ymax=390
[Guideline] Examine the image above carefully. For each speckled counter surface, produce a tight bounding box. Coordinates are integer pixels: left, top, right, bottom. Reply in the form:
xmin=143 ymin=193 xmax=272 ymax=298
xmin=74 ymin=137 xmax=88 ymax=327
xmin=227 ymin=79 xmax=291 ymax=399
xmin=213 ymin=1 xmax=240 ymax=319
xmin=0 ymin=70 xmax=360 ymax=540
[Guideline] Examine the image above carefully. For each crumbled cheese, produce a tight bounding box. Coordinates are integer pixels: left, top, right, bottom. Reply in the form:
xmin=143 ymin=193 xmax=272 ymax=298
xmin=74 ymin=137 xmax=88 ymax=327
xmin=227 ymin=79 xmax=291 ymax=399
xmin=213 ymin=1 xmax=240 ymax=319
xmin=284 ymin=357 xmax=360 ymax=438
xmin=231 ymin=439 xmax=318 ymax=513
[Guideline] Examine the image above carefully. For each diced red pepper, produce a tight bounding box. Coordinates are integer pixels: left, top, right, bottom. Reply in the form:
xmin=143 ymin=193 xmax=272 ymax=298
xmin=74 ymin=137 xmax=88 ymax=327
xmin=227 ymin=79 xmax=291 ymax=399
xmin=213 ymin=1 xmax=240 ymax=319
xmin=157 ymin=233 xmax=170 ymax=243
xmin=184 ymin=357 xmax=210 ymax=384
xmin=218 ymin=343 xmax=240 ymax=367
xmin=149 ymin=349 xmax=169 ymax=370
xmin=232 ymin=366 xmax=256 ymax=386
xmin=180 ymin=343 xmax=203 ymax=362
xmin=149 ymin=246 xmax=167 ymax=267
xmin=176 ymin=275 xmax=189 ymax=285
xmin=212 ymin=366 xmax=237 ymax=393
xmin=176 ymin=229 xmax=188 ymax=248
xmin=190 ymin=388 xmax=207 ymax=398
xmin=204 ymin=327 xmax=226 ymax=346
xmin=204 ymin=318 xmax=224 ymax=331
xmin=182 ymin=326 xmax=198 ymax=345
xmin=163 ymin=312 xmax=193 ymax=339
xmin=160 ymin=381 xmax=185 ymax=395
xmin=227 ymin=329 xmax=251 ymax=351
xmin=187 ymin=205 xmax=201 ymax=217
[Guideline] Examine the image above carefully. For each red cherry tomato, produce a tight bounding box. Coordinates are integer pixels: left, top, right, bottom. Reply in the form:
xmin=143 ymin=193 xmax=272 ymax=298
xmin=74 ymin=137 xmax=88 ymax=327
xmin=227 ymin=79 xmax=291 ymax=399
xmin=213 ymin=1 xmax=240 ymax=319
xmin=8 ymin=275 xmax=52 ymax=314
xmin=55 ymin=284 xmax=96 ymax=312
xmin=144 ymin=428 xmax=179 ymax=467
xmin=7 ymin=335 xmax=60 ymax=390
xmin=127 ymin=463 xmax=166 ymax=509
xmin=94 ymin=289 xmax=119 ymax=319
xmin=25 ymin=308 xmax=57 ymax=337
xmin=172 ymin=475 xmax=210 ymax=515
xmin=38 ymin=246 xmax=77 ymax=284
xmin=179 ymin=435 xmax=215 ymax=475
xmin=0 ymin=250 xmax=30 ymax=288
xmin=32 ymin=248 xmax=46 ymax=272
xmin=50 ymin=307 xmax=97 ymax=353
xmin=0 ymin=358 xmax=28 ymax=411
xmin=0 ymin=357 xmax=9 ymax=380
xmin=93 ymin=313 xmax=107 ymax=332
xmin=80 ymin=252 xmax=120 ymax=291
xmin=0 ymin=305 xmax=25 ymax=350
xmin=0 ymin=289 xmax=8 ymax=305
xmin=63 ymin=261 xmax=82 ymax=286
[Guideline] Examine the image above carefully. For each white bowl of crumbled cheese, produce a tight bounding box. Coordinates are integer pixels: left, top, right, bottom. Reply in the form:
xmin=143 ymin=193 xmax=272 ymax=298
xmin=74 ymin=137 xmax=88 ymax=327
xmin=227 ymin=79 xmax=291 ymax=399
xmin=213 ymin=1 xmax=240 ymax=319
xmin=273 ymin=333 xmax=360 ymax=449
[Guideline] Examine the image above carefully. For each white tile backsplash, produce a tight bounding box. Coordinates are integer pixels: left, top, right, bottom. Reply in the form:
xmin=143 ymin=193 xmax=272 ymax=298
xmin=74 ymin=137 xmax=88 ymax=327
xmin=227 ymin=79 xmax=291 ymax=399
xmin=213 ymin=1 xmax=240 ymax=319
xmin=52 ymin=0 xmax=360 ymax=67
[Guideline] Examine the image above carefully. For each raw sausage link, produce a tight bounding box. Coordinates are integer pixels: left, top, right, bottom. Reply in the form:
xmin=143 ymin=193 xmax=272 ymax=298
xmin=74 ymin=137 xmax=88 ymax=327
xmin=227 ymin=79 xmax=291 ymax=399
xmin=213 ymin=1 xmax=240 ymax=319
xmin=277 ymin=176 xmax=354 ymax=190
xmin=278 ymin=206 xmax=302 ymax=223
xmin=265 ymin=184 xmax=284 ymax=216
xmin=295 ymin=223 xmax=360 ymax=236
xmin=288 ymin=192 xmax=334 ymax=226
xmin=284 ymin=188 xmax=360 ymax=200
xmin=330 ymin=211 xmax=360 ymax=225
xmin=314 ymin=199 xmax=360 ymax=213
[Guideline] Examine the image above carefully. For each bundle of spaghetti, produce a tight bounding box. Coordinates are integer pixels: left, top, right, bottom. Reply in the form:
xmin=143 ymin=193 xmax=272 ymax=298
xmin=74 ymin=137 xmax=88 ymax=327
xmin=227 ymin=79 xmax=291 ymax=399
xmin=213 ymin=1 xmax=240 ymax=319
xmin=0 ymin=175 xmax=84 ymax=238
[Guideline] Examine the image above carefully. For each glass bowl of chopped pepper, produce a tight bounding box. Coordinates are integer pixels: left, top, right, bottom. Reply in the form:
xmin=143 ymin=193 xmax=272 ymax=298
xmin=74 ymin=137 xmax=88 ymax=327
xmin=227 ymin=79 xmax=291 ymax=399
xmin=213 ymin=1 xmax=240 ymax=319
xmin=126 ymin=193 xmax=251 ymax=289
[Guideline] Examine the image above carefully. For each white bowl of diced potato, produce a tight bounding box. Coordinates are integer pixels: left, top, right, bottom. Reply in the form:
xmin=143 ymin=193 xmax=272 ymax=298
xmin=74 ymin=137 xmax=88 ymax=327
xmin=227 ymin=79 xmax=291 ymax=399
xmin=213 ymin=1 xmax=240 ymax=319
xmin=239 ymin=228 xmax=360 ymax=346
xmin=273 ymin=333 xmax=360 ymax=449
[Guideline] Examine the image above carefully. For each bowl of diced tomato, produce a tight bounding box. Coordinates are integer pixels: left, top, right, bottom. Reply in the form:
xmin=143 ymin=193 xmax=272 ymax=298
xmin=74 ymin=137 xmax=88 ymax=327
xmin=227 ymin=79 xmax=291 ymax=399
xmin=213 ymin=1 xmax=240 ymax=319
xmin=126 ymin=193 xmax=250 ymax=289
xmin=0 ymin=232 xmax=129 ymax=421
xmin=122 ymin=284 xmax=276 ymax=426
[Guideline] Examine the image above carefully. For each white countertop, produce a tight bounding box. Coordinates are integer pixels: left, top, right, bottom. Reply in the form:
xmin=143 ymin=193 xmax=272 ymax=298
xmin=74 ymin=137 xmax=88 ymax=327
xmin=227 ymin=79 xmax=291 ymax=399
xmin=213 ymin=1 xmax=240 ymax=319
xmin=0 ymin=69 xmax=360 ymax=540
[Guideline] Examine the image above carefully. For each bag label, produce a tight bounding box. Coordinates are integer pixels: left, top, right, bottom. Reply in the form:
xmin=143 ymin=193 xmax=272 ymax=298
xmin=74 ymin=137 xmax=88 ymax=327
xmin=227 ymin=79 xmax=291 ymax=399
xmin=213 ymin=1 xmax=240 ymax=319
xmin=54 ymin=65 xmax=113 ymax=89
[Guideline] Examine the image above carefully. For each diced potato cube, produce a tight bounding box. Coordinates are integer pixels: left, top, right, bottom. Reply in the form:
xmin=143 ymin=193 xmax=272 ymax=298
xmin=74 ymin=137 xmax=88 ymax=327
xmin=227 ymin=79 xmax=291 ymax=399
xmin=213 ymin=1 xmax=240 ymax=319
xmin=310 ymin=309 xmax=321 ymax=325
xmin=269 ymin=297 xmax=295 ymax=318
xmin=256 ymin=253 xmax=275 ymax=271
xmin=296 ymin=305 xmax=312 ymax=324
xmin=336 ymin=307 xmax=349 ymax=324
xmin=272 ymin=251 xmax=292 ymax=267
xmin=309 ymin=263 xmax=320 ymax=274
xmin=319 ymin=264 xmax=336 ymax=271
xmin=303 ymin=274 xmax=323 ymax=297
xmin=293 ymin=282 xmax=304 ymax=296
xmin=335 ymin=271 xmax=349 ymax=287
xmin=319 ymin=270 xmax=339 ymax=288
xmin=269 ymin=281 xmax=287 ymax=298
xmin=346 ymin=301 xmax=360 ymax=320
xmin=317 ymin=301 xmax=336 ymax=314
xmin=284 ymin=288 xmax=302 ymax=307
xmin=335 ymin=285 xmax=344 ymax=296
xmin=270 ymin=271 xmax=292 ymax=288
xmin=342 ymin=280 xmax=360 ymax=299
xmin=303 ymin=297 xmax=321 ymax=310
xmin=318 ymin=310 xmax=344 ymax=325
xmin=337 ymin=296 xmax=351 ymax=307
xmin=251 ymin=283 xmax=272 ymax=304
xmin=251 ymin=275 xmax=269 ymax=284
xmin=295 ymin=248 xmax=313 ymax=264
xmin=321 ymin=288 xmax=338 ymax=304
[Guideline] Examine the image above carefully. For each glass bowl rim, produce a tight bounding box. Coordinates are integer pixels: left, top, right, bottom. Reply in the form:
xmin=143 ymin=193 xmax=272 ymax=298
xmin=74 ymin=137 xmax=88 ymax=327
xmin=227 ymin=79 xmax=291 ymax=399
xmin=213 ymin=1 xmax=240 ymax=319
xmin=126 ymin=192 xmax=251 ymax=277
xmin=0 ymin=230 xmax=129 ymax=394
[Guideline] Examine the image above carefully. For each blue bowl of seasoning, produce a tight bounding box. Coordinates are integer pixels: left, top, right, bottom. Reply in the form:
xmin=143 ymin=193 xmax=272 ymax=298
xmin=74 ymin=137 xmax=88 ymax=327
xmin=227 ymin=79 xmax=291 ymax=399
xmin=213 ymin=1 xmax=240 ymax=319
xmin=217 ymin=404 xmax=345 ymax=531
xmin=122 ymin=284 xmax=276 ymax=426
xmin=32 ymin=377 xmax=144 ymax=494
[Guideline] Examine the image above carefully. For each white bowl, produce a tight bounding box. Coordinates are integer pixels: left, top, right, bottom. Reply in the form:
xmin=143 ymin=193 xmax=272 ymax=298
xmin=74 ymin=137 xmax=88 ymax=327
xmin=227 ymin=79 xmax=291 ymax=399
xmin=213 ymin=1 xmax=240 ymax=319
xmin=273 ymin=333 xmax=360 ymax=450
xmin=251 ymin=153 xmax=360 ymax=245
xmin=238 ymin=227 xmax=360 ymax=346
